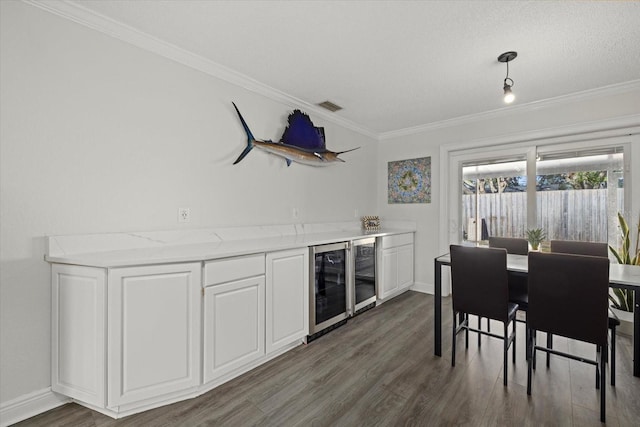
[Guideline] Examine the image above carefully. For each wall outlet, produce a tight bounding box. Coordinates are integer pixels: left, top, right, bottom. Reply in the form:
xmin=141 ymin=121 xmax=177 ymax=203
xmin=178 ymin=208 xmax=191 ymax=223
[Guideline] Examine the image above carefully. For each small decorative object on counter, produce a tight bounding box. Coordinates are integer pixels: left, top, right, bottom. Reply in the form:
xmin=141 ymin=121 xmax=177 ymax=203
xmin=362 ymin=216 xmax=381 ymax=232
xmin=526 ymin=228 xmax=546 ymax=251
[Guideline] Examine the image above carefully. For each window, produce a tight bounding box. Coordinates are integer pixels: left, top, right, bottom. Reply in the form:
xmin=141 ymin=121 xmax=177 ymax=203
xmin=453 ymin=143 xmax=627 ymax=249
xmin=536 ymin=147 xmax=624 ymax=248
xmin=462 ymin=158 xmax=527 ymax=243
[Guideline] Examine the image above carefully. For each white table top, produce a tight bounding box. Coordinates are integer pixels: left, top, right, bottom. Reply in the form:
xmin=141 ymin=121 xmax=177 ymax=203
xmin=436 ymin=252 xmax=640 ymax=289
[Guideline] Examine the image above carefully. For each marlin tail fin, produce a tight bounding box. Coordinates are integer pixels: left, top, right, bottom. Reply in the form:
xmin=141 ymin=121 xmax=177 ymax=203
xmin=232 ymin=102 xmax=256 ymax=165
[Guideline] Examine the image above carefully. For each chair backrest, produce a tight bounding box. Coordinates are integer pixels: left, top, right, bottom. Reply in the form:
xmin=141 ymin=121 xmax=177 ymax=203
xmin=449 ymin=245 xmax=509 ymax=321
xmin=489 ymin=236 xmax=528 ymax=255
xmin=550 ymin=240 xmax=608 ymax=258
xmin=527 ymin=251 xmax=609 ymax=346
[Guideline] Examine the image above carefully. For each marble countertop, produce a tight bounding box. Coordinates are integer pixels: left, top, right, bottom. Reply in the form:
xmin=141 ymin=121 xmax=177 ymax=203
xmin=45 ymin=222 xmax=416 ymax=268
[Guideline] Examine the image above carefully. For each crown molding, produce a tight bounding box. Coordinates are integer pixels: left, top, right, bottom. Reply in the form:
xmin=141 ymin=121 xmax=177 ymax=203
xmin=380 ymin=79 xmax=640 ymax=140
xmin=20 ymin=1 xmax=640 ymax=142
xmin=442 ymin=114 xmax=640 ymax=155
xmin=23 ymin=0 xmax=378 ymax=139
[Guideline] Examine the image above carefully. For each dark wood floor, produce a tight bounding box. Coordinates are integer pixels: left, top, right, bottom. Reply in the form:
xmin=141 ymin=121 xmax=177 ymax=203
xmin=13 ymin=291 xmax=640 ymax=426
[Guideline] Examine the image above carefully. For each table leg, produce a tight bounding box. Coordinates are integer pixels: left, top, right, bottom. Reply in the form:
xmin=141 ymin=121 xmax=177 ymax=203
xmin=634 ymin=290 xmax=639 ymax=377
xmin=435 ymin=259 xmax=442 ymax=357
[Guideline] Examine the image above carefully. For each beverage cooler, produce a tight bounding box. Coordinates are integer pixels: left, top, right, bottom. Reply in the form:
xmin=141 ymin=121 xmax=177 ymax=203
xmin=309 ymin=239 xmax=377 ymax=339
xmin=351 ymin=238 xmax=377 ymax=314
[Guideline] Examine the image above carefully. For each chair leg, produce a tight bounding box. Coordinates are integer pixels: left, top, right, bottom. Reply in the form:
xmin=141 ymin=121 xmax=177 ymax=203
xmin=478 ymin=316 xmax=482 ymax=347
xmin=465 ymin=314 xmax=469 ymax=349
xmin=546 ymin=333 xmax=553 ymax=367
xmin=532 ymin=331 xmax=537 ymax=371
xmin=512 ymin=318 xmax=516 ymax=364
xmin=527 ymin=327 xmax=533 ymax=395
xmin=452 ymin=311 xmax=457 ymax=367
xmin=611 ymin=325 xmax=616 ymax=386
xmin=596 ymin=346 xmax=601 ymax=389
xmin=503 ymin=322 xmax=508 ymax=386
xmin=600 ymin=343 xmax=606 ymax=423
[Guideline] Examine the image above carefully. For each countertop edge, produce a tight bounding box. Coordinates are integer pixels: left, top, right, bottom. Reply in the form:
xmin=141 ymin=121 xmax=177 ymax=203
xmin=45 ymin=228 xmax=415 ymax=268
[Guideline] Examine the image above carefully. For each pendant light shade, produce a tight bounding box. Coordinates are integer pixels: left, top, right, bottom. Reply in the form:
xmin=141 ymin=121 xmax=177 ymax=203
xmin=498 ymin=51 xmax=517 ymax=104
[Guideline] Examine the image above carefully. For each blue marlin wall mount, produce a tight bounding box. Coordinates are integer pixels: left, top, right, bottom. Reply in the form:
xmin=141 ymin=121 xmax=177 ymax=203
xmin=232 ymin=102 xmax=359 ymax=167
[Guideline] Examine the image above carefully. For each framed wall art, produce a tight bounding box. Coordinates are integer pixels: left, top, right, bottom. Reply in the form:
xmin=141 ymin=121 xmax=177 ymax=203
xmin=388 ymin=156 xmax=431 ymax=204
xmin=361 ymin=216 xmax=381 ymax=231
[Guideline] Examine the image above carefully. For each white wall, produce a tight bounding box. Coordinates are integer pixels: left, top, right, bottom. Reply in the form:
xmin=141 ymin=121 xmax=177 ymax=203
xmin=378 ymin=86 xmax=640 ymax=293
xmin=0 ymin=2 xmax=378 ymax=404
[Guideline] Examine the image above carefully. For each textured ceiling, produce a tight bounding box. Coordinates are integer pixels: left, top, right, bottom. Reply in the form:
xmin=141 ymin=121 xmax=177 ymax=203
xmin=66 ymin=0 xmax=640 ymax=135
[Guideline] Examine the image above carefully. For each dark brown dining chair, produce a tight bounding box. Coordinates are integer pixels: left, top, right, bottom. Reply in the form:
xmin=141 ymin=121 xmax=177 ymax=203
xmin=449 ymin=245 xmax=518 ymax=386
xmin=489 ymin=237 xmax=529 ymax=353
xmin=488 ymin=237 xmax=528 ymax=309
xmin=489 ymin=236 xmax=528 ymax=256
xmin=549 ymin=239 xmax=619 ymax=385
xmin=550 ymin=240 xmax=608 ymax=257
xmin=527 ymin=251 xmax=609 ymax=422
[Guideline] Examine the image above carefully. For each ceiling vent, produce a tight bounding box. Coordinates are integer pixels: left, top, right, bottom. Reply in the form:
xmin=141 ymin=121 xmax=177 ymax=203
xmin=317 ymin=100 xmax=343 ymax=112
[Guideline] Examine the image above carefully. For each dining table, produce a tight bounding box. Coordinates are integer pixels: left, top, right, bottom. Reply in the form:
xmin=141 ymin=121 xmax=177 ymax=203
xmin=434 ymin=252 xmax=640 ymax=377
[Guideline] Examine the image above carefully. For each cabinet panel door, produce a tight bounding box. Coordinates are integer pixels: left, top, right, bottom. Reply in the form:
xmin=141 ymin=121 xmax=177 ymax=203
xmin=379 ymin=248 xmax=398 ymax=300
xmin=203 ymin=276 xmax=265 ymax=383
xmin=108 ymin=263 xmax=201 ymax=407
xmin=266 ymin=249 xmax=309 ymax=354
xmin=52 ymin=265 xmax=106 ymax=407
xmin=397 ymin=244 xmax=415 ymax=289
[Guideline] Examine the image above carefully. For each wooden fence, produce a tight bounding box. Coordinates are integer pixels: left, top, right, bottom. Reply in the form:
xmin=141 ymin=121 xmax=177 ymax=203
xmin=462 ymin=188 xmax=624 ymax=243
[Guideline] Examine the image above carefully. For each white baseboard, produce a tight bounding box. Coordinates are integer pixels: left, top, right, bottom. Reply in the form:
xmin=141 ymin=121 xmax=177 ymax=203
xmin=410 ymin=281 xmax=433 ymax=295
xmin=410 ymin=281 xmax=451 ymax=297
xmin=0 ymin=388 xmax=70 ymax=427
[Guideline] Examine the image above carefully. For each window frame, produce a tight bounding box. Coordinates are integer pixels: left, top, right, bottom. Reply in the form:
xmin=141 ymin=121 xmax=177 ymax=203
xmin=442 ymin=136 xmax=636 ymax=252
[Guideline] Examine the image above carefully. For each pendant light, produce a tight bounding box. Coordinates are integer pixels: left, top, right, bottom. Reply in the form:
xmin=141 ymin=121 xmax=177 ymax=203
xmin=498 ymin=51 xmax=517 ymax=104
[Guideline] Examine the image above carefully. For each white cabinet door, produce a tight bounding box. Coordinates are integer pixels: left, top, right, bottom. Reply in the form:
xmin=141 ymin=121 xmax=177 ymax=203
xmin=378 ymin=234 xmax=415 ymax=301
xmin=52 ymin=264 xmax=106 ymax=407
xmin=203 ymin=276 xmax=265 ymax=383
xmin=266 ymin=248 xmax=309 ymax=354
xmin=107 ymin=263 xmax=201 ymax=407
xmin=379 ymin=248 xmax=399 ymax=300
xmin=397 ymin=244 xmax=415 ymax=290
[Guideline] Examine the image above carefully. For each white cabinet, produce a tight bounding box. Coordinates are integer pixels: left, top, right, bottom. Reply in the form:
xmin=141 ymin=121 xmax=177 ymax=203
xmin=266 ymin=248 xmax=309 ymax=354
xmin=381 ymin=248 xmax=399 ymax=297
xmin=52 ymin=262 xmax=201 ymax=412
xmin=108 ymin=263 xmax=201 ymax=407
xmin=203 ymin=255 xmax=266 ymax=383
xmin=52 ymin=264 xmax=106 ymax=407
xmin=378 ymin=233 xmax=414 ymax=301
xmin=396 ymin=243 xmax=414 ymax=289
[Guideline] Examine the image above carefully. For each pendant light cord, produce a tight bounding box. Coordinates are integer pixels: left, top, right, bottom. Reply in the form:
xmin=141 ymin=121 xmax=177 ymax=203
xmin=504 ymin=61 xmax=514 ymax=87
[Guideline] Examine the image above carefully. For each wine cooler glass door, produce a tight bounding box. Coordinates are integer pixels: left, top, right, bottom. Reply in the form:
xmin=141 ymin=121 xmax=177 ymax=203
xmin=310 ymin=242 xmax=348 ymax=334
xmin=353 ymin=238 xmax=377 ymax=311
